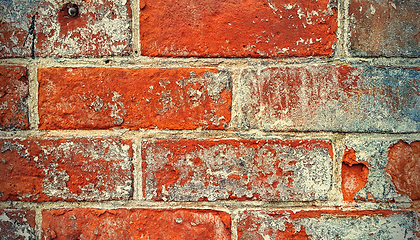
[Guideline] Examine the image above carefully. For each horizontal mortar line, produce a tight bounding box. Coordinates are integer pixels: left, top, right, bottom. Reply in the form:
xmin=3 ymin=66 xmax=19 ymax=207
xmin=0 ymin=129 xmax=339 ymax=140
xmin=0 ymin=200 xmax=416 ymax=211
xmin=1 ymin=130 xmax=420 ymax=140
xmin=0 ymin=56 xmax=337 ymax=65
xmin=1 ymin=56 xmax=420 ymax=68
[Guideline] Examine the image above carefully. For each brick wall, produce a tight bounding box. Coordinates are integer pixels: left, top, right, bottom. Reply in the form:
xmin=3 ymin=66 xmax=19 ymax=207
xmin=0 ymin=0 xmax=419 ymax=239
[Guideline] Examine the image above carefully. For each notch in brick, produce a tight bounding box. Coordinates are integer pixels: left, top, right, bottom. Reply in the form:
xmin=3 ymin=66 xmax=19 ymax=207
xmin=340 ymin=137 xmax=420 ymax=202
xmin=237 ymin=210 xmax=419 ymax=239
xmin=341 ymin=147 xmax=369 ymax=201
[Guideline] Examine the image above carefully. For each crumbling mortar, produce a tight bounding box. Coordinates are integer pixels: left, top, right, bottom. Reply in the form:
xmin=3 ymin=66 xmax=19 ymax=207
xmin=28 ymin=63 xmax=39 ymax=130
xmin=1 ymin=199 xmax=418 ymax=213
xmin=341 ymin=0 xmax=351 ymax=58
xmin=131 ymin=0 xmax=140 ymax=57
xmin=35 ymin=208 xmax=42 ymax=240
xmin=132 ymin=138 xmax=143 ymax=200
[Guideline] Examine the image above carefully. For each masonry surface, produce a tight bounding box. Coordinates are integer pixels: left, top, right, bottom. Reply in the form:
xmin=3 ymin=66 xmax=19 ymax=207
xmin=0 ymin=0 xmax=419 ymax=239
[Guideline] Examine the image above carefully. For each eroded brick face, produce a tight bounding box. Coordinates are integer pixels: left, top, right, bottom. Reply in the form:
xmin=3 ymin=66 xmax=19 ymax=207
xmin=236 ymin=66 xmax=420 ymax=132
xmin=0 ymin=209 xmax=36 ymax=240
xmin=42 ymin=208 xmax=231 ymax=240
xmin=0 ymin=138 xmax=133 ymax=202
xmin=38 ymin=67 xmax=231 ymax=130
xmin=140 ymin=0 xmax=337 ymax=57
xmin=349 ymin=0 xmax=420 ymax=57
xmin=142 ymin=139 xmax=333 ymax=201
xmin=0 ymin=65 xmax=29 ymax=130
xmin=341 ymin=147 xmax=369 ymax=201
xmin=340 ymin=136 xmax=419 ymax=202
xmin=386 ymin=140 xmax=420 ymax=201
xmin=0 ymin=0 xmax=132 ymax=58
xmin=237 ymin=210 xmax=419 ymax=239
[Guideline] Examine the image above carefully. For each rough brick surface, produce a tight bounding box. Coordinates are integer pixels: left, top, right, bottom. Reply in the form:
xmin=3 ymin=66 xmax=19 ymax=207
xmin=42 ymin=208 xmax=231 ymax=240
xmin=235 ymin=66 xmax=420 ymax=132
xmin=0 ymin=138 xmax=133 ymax=202
xmin=142 ymin=139 xmax=332 ymax=201
xmin=0 ymin=65 xmax=29 ymax=130
xmin=385 ymin=141 xmax=420 ymax=201
xmin=140 ymin=0 xmax=337 ymax=57
xmin=340 ymin=136 xmax=419 ymax=202
xmin=0 ymin=0 xmax=131 ymax=58
xmin=38 ymin=67 xmax=231 ymax=130
xmin=237 ymin=210 xmax=419 ymax=239
xmin=341 ymin=147 xmax=369 ymax=201
xmin=349 ymin=0 xmax=420 ymax=57
xmin=0 ymin=209 xmax=36 ymax=240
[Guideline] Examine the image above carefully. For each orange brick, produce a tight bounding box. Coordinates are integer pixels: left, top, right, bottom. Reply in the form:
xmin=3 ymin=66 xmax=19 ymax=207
xmin=340 ymin=137 xmax=420 ymax=202
xmin=142 ymin=139 xmax=333 ymax=201
xmin=38 ymin=67 xmax=231 ymax=130
xmin=0 ymin=138 xmax=133 ymax=202
xmin=236 ymin=66 xmax=420 ymax=132
xmin=42 ymin=208 xmax=231 ymax=240
xmin=238 ymin=210 xmax=419 ymax=239
xmin=0 ymin=209 xmax=36 ymax=239
xmin=140 ymin=0 xmax=337 ymax=57
xmin=0 ymin=65 xmax=29 ymax=130
xmin=0 ymin=0 xmax=131 ymax=58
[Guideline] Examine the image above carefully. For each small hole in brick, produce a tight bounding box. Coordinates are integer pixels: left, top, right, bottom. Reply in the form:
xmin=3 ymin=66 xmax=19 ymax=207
xmin=104 ymin=60 xmax=110 ymax=64
xmin=67 ymin=4 xmax=78 ymax=17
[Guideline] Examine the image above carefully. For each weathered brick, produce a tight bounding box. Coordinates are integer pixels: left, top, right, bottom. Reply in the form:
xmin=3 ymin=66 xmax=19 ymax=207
xmin=236 ymin=66 xmax=420 ymax=132
xmin=237 ymin=210 xmax=419 ymax=239
xmin=0 ymin=138 xmax=133 ymax=202
xmin=140 ymin=0 xmax=337 ymax=57
xmin=42 ymin=208 xmax=231 ymax=240
xmin=349 ymin=0 xmax=420 ymax=57
xmin=340 ymin=136 xmax=420 ymax=202
xmin=142 ymin=139 xmax=332 ymax=201
xmin=38 ymin=67 xmax=231 ymax=130
xmin=0 ymin=0 xmax=131 ymax=58
xmin=0 ymin=65 xmax=29 ymax=130
xmin=0 ymin=209 xmax=36 ymax=240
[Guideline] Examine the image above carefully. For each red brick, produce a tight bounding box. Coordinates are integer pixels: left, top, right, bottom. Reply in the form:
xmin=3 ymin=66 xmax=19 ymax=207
xmin=42 ymin=208 xmax=231 ymax=240
xmin=237 ymin=210 xmax=419 ymax=239
xmin=0 ymin=0 xmax=131 ymax=58
xmin=385 ymin=141 xmax=420 ymax=200
xmin=236 ymin=66 xmax=420 ymax=132
xmin=0 ymin=209 xmax=36 ymax=240
xmin=341 ymin=147 xmax=369 ymax=201
xmin=349 ymin=0 xmax=420 ymax=57
xmin=38 ymin=67 xmax=231 ymax=130
xmin=0 ymin=138 xmax=133 ymax=202
xmin=340 ymin=137 xmax=419 ymax=202
xmin=0 ymin=65 xmax=29 ymax=130
xmin=140 ymin=0 xmax=337 ymax=57
xmin=142 ymin=139 xmax=333 ymax=201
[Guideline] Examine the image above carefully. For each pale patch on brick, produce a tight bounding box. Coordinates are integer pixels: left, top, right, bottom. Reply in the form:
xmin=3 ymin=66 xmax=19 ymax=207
xmin=143 ymin=139 xmax=332 ymax=201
